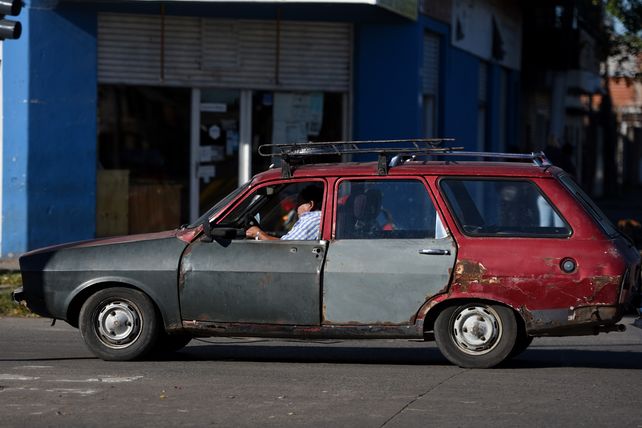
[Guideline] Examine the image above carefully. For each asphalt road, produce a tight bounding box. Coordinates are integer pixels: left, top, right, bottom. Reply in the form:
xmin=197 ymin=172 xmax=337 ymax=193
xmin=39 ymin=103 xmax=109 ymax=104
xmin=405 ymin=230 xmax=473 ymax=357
xmin=1 ymin=316 xmax=641 ymax=428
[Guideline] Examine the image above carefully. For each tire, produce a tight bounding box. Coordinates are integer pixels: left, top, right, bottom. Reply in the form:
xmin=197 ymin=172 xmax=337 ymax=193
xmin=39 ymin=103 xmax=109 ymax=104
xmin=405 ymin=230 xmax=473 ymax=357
xmin=79 ymin=287 xmax=159 ymax=361
xmin=434 ymin=302 xmax=517 ymax=368
xmin=509 ymin=332 xmax=534 ymax=358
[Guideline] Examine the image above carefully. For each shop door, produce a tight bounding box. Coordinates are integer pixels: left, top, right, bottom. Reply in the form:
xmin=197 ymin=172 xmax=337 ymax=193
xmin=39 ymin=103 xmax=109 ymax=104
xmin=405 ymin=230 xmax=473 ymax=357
xmin=190 ymin=89 xmax=252 ymax=221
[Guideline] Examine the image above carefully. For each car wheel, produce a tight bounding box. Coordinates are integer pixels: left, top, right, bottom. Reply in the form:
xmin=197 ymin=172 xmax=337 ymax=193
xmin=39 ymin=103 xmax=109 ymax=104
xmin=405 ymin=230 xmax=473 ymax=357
xmin=152 ymin=332 xmax=192 ymax=354
xmin=434 ymin=302 xmax=517 ymax=368
xmin=79 ymin=287 xmax=159 ymax=361
xmin=508 ymin=331 xmax=533 ymax=358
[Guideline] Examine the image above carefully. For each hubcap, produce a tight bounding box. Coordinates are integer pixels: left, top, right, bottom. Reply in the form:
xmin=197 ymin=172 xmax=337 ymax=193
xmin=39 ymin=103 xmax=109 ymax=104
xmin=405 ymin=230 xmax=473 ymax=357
xmin=95 ymin=300 xmax=142 ymax=349
xmin=451 ymin=305 xmax=502 ymax=355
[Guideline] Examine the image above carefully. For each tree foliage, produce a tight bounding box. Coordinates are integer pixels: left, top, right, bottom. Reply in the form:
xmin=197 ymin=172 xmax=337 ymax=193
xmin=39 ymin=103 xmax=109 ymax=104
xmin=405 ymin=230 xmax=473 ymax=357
xmin=601 ymin=0 xmax=642 ymax=77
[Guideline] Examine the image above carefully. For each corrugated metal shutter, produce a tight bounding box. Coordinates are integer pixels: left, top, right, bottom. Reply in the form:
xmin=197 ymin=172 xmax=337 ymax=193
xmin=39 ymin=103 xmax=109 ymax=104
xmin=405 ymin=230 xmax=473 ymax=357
xmin=478 ymin=61 xmax=488 ymax=103
xmin=98 ymin=13 xmax=351 ymax=92
xmin=422 ymin=32 xmax=439 ymax=95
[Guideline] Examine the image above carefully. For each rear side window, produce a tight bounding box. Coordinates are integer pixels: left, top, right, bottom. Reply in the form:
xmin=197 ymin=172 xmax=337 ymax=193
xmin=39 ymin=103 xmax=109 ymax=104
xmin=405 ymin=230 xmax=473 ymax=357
xmin=440 ymin=179 xmax=571 ymax=237
xmin=335 ymin=179 xmax=447 ymax=239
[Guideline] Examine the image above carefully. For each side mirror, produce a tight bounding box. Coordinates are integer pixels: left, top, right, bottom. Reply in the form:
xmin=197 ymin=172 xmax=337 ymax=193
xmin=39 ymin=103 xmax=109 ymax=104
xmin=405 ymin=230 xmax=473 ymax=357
xmin=201 ymin=224 xmax=245 ymax=242
xmin=210 ymin=227 xmax=245 ymax=240
xmin=201 ymin=222 xmax=214 ymax=243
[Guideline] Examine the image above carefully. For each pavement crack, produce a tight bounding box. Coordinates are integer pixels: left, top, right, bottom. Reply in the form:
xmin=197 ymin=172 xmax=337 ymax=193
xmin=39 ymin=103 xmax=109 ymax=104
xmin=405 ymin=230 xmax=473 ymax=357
xmin=379 ymin=369 xmax=467 ymax=428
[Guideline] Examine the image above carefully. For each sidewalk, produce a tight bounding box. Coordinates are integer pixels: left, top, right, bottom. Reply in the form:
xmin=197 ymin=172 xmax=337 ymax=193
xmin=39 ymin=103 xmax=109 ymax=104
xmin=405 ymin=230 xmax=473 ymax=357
xmin=0 ymin=258 xmax=19 ymax=271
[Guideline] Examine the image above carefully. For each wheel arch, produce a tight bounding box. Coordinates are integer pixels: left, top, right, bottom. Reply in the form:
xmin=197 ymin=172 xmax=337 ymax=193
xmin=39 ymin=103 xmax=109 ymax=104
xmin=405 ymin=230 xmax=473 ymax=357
xmin=421 ymin=297 xmax=526 ymax=338
xmin=66 ymin=278 xmax=173 ymax=331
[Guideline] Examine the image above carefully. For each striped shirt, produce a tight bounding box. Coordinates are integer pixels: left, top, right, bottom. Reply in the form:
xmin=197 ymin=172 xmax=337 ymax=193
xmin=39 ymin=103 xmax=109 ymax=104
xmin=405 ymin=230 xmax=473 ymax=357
xmin=281 ymin=210 xmax=322 ymax=240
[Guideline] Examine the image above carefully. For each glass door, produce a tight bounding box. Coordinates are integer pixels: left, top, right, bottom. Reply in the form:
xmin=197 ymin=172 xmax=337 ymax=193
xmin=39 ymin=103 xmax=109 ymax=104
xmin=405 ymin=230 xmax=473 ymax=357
xmin=190 ymin=89 xmax=241 ymax=219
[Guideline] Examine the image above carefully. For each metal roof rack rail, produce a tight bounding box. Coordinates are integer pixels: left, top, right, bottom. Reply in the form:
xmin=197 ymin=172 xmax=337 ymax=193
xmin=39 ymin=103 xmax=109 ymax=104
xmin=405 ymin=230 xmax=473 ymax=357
xmin=258 ymin=139 xmax=551 ymax=177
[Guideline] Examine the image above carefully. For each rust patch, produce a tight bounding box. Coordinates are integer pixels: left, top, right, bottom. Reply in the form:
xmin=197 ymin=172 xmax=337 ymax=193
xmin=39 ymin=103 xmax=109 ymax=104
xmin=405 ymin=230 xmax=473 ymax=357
xmin=454 ymin=259 xmax=487 ymax=282
xmin=591 ymin=275 xmax=618 ymax=290
xmin=452 ymin=260 xmax=501 ymax=291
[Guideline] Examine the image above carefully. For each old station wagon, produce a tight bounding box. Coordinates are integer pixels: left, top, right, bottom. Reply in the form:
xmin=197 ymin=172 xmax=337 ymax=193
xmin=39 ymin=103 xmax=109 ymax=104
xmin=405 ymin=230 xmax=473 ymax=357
xmin=14 ymin=140 xmax=642 ymax=368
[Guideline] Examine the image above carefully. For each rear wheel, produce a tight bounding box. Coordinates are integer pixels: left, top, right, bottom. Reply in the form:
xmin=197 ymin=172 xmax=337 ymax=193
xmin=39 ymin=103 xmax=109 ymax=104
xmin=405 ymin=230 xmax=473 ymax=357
xmin=509 ymin=332 xmax=534 ymax=358
xmin=434 ymin=302 xmax=517 ymax=368
xmin=79 ymin=287 xmax=159 ymax=361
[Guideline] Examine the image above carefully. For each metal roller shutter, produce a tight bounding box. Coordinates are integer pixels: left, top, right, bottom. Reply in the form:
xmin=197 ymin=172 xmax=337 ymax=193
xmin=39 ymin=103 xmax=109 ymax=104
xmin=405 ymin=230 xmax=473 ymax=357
xmin=98 ymin=13 xmax=352 ymax=92
xmin=422 ymin=32 xmax=440 ymax=96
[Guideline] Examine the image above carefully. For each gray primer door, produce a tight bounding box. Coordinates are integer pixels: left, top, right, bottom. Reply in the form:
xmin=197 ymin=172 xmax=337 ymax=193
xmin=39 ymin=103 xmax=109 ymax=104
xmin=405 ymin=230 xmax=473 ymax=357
xmin=323 ymin=178 xmax=456 ymax=325
xmin=180 ymin=239 xmax=326 ymax=324
xmin=323 ymin=237 xmax=456 ymax=324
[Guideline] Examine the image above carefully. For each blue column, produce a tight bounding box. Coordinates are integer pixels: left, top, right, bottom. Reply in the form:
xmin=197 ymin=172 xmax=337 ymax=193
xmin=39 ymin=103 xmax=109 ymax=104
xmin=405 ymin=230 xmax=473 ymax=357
xmin=442 ymin=49 xmax=479 ymax=151
xmin=2 ymin=1 xmax=97 ymax=256
xmin=353 ymin=22 xmax=422 ymax=141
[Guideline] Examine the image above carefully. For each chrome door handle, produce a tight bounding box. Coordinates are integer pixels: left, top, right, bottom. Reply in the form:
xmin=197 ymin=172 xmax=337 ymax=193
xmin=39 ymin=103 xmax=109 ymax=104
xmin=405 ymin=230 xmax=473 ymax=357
xmin=419 ymin=249 xmax=451 ymax=256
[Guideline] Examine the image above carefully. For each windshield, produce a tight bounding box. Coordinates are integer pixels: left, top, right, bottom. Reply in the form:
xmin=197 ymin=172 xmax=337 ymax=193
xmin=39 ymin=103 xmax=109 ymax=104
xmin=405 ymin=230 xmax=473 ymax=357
xmin=188 ymin=181 xmax=252 ymax=228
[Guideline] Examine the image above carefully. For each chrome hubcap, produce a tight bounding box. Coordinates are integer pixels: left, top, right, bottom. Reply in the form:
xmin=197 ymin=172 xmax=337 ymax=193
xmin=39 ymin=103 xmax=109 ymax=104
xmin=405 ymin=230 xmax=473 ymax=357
xmin=452 ymin=305 xmax=502 ymax=355
xmin=96 ymin=300 xmax=142 ymax=349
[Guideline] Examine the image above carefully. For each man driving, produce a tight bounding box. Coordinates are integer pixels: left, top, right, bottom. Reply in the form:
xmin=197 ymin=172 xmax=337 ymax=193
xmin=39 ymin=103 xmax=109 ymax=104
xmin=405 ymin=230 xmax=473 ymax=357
xmin=245 ymin=184 xmax=323 ymax=241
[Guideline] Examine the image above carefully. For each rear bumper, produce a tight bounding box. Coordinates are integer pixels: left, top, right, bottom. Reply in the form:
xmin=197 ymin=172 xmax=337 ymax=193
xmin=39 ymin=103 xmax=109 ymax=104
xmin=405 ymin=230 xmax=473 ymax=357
xmin=524 ymin=305 xmax=625 ymax=336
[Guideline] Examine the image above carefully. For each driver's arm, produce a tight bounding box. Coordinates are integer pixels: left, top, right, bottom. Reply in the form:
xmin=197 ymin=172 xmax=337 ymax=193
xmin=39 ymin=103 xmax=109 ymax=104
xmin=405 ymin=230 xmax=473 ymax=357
xmin=245 ymin=226 xmax=279 ymax=241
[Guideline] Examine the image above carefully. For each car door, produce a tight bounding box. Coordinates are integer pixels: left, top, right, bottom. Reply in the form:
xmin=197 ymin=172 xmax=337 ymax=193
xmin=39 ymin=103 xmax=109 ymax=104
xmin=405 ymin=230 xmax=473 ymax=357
xmin=179 ymin=180 xmax=327 ymax=325
xmin=323 ymin=178 xmax=457 ymax=324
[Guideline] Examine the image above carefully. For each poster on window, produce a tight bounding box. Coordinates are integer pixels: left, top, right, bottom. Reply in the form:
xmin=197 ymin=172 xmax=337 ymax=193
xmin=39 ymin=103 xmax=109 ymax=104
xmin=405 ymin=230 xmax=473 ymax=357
xmin=272 ymin=93 xmax=324 ymax=144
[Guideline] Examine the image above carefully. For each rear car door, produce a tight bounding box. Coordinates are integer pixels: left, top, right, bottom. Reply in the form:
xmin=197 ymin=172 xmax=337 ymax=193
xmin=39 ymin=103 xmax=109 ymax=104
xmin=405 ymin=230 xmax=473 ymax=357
xmin=323 ymin=178 xmax=457 ymax=324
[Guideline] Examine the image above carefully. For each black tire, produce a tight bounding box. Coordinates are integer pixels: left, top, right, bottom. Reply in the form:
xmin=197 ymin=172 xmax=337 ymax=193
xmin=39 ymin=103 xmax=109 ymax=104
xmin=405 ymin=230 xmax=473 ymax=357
xmin=79 ymin=287 xmax=159 ymax=361
xmin=152 ymin=332 xmax=192 ymax=354
xmin=509 ymin=332 xmax=534 ymax=358
xmin=434 ymin=302 xmax=517 ymax=368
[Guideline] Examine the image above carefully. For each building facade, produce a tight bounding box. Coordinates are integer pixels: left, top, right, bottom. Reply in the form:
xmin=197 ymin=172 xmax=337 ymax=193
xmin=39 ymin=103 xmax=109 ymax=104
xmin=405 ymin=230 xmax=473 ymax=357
xmin=1 ymin=0 xmax=522 ymax=257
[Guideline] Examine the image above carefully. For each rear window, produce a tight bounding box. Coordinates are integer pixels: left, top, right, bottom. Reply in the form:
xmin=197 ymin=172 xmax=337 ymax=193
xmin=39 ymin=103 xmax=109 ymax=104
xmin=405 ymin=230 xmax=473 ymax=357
xmin=440 ymin=179 xmax=571 ymax=237
xmin=558 ymin=174 xmax=619 ymax=237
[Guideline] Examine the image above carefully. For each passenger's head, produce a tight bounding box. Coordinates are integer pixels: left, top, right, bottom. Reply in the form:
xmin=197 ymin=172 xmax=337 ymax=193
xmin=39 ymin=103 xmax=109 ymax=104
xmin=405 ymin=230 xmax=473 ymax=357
xmin=296 ymin=185 xmax=323 ymax=214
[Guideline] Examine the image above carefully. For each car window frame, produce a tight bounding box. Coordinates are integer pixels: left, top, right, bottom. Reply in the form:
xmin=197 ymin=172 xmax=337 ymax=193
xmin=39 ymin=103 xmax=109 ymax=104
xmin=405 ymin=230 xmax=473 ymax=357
xmin=215 ymin=177 xmax=328 ymax=239
xmin=438 ymin=176 xmax=574 ymax=239
xmin=331 ymin=176 xmax=448 ymax=241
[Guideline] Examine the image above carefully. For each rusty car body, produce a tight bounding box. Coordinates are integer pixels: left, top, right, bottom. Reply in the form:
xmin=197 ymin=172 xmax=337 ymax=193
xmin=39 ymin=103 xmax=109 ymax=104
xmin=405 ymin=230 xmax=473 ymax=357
xmin=13 ymin=141 xmax=641 ymax=368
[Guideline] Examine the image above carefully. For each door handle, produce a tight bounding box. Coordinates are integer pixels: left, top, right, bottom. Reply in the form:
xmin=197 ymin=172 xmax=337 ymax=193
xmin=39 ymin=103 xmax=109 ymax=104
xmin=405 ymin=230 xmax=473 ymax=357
xmin=419 ymin=249 xmax=451 ymax=256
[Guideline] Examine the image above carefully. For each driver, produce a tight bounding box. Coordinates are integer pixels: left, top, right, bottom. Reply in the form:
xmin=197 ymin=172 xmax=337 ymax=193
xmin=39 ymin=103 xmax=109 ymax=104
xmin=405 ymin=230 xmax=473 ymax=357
xmin=246 ymin=184 xmax=323 ymax=241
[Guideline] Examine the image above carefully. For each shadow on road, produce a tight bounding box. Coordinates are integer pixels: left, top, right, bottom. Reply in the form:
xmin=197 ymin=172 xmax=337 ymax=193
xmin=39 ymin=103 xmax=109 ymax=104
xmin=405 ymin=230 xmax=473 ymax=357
xmin=0 ymin=357 xmax=96 ymax=362
xmin=158 ymin=343 xmax=642 ymax=369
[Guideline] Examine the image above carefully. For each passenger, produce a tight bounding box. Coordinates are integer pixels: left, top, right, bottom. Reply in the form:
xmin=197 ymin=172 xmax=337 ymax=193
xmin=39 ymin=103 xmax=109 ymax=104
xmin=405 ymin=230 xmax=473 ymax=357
xmin=246 ymin=185 xmax=323 ymax=241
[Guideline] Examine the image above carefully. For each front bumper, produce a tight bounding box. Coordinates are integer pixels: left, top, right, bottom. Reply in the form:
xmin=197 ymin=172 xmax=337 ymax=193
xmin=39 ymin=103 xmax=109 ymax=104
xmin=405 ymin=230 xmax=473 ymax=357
xmin=11 ymin=286 xmax=24 ymax=304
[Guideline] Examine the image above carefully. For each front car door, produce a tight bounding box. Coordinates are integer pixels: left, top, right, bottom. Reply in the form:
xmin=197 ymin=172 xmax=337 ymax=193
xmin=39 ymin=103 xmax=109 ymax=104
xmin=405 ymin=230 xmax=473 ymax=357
xmin=180 ymin=180 xmax=327 ymax=325
xmin=323 ymin=178 xmax=457 ymax=325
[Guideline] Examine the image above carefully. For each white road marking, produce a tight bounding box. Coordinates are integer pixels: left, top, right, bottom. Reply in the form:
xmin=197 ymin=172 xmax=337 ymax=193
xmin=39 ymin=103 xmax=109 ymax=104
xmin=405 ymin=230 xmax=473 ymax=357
xmin=45 ymin=388 xmax=98 ymax=396
xmin=0 ymin=374 xmax=40 ymax=381
xmin=49 ymin=375 xmax=143 ymax=384
xmin=14 ymin=366 xmax=53 ymax=369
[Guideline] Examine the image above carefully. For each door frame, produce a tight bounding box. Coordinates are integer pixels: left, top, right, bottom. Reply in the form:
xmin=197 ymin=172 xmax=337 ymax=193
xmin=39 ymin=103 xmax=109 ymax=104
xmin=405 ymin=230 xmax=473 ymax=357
xmin=189 ymin=88 xmax=253 ymax=222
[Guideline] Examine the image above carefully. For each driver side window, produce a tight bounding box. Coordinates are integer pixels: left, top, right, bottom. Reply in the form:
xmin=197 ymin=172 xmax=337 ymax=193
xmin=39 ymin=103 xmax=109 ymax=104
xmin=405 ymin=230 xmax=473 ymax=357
xmin=222 ymin=181 xmax=323 ymax=238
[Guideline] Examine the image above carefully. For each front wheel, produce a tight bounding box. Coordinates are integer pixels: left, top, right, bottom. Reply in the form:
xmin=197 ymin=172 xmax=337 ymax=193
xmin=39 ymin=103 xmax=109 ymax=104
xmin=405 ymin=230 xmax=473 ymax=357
xmin=434 ymin=303 xmax=517 ymax=368
xmin=79 ymin=287 xmax=159 ymax=361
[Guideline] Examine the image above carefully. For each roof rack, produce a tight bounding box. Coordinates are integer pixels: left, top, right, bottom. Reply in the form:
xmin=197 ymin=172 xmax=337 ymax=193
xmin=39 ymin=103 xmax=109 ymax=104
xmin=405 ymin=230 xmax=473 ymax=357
xmin=258 ymin=139 xmax=551 ymax=177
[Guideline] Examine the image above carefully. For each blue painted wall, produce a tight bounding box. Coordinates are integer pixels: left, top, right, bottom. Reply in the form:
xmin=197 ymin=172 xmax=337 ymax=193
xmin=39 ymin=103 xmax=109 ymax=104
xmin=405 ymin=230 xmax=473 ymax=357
xmin=2 ymin=1 xmax=97 ymax=256
xmin=442 ymin=47 xmax=480 ymax=151
xmin=353 ymin=22 xmax=422 ymax=141
xmin=1 ymin=3 xmax=522 ymax=256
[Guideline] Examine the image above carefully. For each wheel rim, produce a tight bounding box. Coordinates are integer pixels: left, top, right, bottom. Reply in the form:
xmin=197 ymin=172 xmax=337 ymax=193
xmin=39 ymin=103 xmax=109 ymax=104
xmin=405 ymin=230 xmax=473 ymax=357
xmin=451 ymin=305 xmax=502 ymax=355
xmin=94 ymin=299 xmax=143 ymax=349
